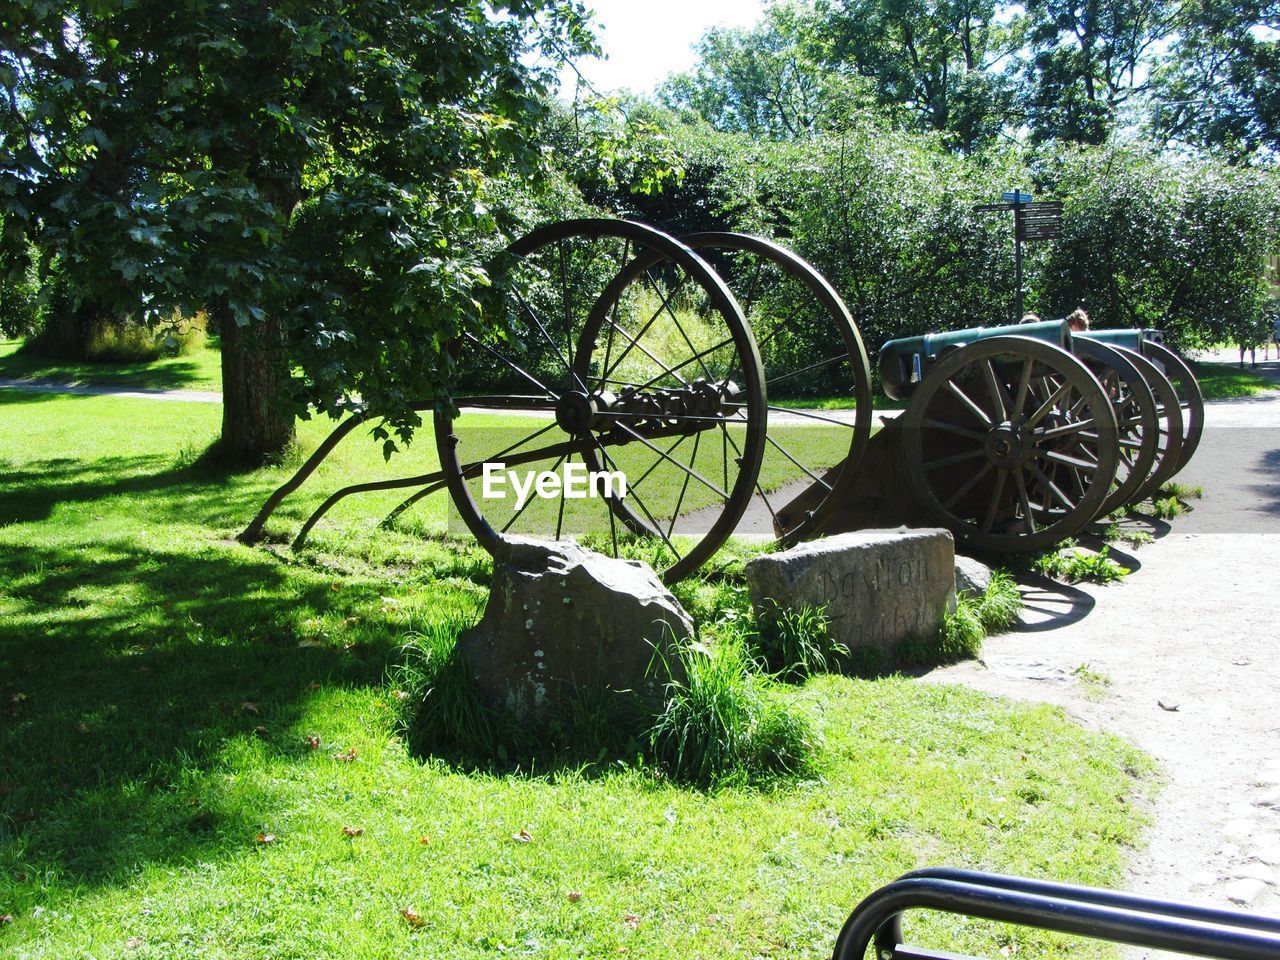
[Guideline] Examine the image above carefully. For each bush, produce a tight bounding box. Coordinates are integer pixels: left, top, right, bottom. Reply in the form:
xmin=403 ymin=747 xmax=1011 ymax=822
xmin=82 ymin=310 xmax=208 ymax=362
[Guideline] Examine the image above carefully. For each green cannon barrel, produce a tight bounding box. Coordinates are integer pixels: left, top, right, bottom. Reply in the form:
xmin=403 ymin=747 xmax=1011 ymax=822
xmin=1076 ymin=328 xmax=1164 ymax=350
xmin=878 ymin=319 xmax=1070 ymax=401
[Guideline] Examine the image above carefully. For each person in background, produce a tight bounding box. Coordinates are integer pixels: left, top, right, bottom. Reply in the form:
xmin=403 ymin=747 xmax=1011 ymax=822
xmin=1271 ymin=311 xmax=1279 ymax=361
xmin=1067 ymin=308 xmax=1090 ymax=332
xmin=1020 ymin=312 xmax=1041 ymax=323
xmin=1237 ymin=313 xmax=1272 ymax=368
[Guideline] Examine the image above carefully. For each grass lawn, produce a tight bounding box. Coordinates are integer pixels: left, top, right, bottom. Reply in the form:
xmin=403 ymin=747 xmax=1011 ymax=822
xmin=0 ymin=385 xmax=1154 ymax=959
xmin=1190 ymin=360 xmax=1278 ymax=400
xmin=0 ymin=339 xmax=224 ymax=393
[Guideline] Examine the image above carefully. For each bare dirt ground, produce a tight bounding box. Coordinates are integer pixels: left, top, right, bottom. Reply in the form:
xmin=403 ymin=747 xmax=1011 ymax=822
xmin=926 ymin=350 xmax=1280 ymax=944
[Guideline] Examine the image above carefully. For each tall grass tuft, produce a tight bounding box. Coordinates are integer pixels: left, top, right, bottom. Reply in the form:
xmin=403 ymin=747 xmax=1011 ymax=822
xmin=393 ymin=604 xmax=503 ymax=759
xmin=755 ymin=600 xmax=848 ymax=679
xmin=648 ymin=635 xmax=818 ymax=789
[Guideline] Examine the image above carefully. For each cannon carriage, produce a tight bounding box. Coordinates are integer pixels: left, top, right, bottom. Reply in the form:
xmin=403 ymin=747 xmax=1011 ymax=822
xmin=243 ymin=218 xmax=1203 ymax=580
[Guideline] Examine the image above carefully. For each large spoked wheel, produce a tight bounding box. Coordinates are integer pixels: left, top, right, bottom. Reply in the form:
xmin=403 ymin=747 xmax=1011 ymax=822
xmin=1113 ymin=346 xmax=1185 ymax=504
xmin=901 ymin=336 xmax=1119 ymax=553
xmin=1072 ymin=339 xmax=1159 ymax=517
xmin=435 ymin=218 xmax=767 ymax=584
xmin=677 ymin=232 xmax=874 ymax=544
xmin=1143 ymin=341 xmax=1203 ymax=473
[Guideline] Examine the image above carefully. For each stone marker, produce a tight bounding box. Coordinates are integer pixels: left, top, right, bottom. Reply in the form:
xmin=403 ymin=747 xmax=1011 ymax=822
xmin=745 ymin=528 xmax=956 ymax=661
xmin=458 ymin=537 xmax=692 ymax=722
xmin=954 ymin=554 xmax=993 ymax=598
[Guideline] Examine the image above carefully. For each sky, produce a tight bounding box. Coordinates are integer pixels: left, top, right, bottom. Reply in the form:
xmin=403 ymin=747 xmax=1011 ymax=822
xmin=556 ymin=0 xmax=768 ymax=97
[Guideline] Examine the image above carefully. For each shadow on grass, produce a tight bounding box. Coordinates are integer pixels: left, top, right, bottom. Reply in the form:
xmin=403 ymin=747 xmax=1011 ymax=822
xmin=0 ymin=536 xmax=399 ymax=885
xmin=0 ymin=452 xmax=267 ymax=528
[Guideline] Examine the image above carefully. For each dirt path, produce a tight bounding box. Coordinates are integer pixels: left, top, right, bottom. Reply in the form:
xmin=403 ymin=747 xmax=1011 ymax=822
xmin=925 ymin=367 xmax=1280 ymax=939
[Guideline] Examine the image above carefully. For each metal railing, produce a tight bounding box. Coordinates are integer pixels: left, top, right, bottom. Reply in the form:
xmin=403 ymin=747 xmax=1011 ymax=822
xmin=832 ymin=868 xmax=1280 ymax=960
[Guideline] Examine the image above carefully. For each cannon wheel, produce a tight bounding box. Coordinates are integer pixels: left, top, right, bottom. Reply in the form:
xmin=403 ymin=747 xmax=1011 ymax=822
xmin=900 ymin=336 xmax=1119 ymax=553
xmin=435 ymin=218 xmax=767 ymax=584
xmin=678 ymin=232 xmax=874 ymax=544
xmin=1114 ymin=346 xmax=1185 ymax=504
xmin=1143 ymin=341 xmax=1204 ymax=474
xmin=1071 ymin=339 xmax=1159 ymax=518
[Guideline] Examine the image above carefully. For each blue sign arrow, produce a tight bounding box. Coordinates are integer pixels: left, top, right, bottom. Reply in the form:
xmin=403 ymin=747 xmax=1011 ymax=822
xmin=1002 ymin=190 xmax=1034 ymax=203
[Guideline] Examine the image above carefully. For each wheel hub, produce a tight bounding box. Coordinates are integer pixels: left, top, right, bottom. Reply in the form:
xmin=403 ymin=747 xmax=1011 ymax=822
xmin=985 ymin=421 xmax=1030 ymax=469
xmin=555 ymin=391 xmax=600 ymax=434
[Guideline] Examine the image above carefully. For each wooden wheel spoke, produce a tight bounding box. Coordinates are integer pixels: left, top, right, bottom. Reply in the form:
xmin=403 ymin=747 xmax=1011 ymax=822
xmin=1028 ymin=462 xmax=1076 ymax=510
xmin=981 ymin=359 xmax=1010 ymax=421
xmin=945 ymin=379 xmax=994 ymax=426
xmin=942 ymin=461 xmax=994 ymax=510
xmin=1025 ymin=380 xmax=1071 ymax=428
xmin=923 ymin=418 xmax=987 ymax=442
xmin=1036 ymin=418 xmax=1097 ymax=440
xmin=924 ymin=448 xmax=987 ymax=471
xmin=1013 ymin=467 xmax=1038 ymax=533
xmin=1036 ymin=449 xmax=1099 ymax=472
xmin=1013 ymin=358 xmax=1034 ymax=418
xmin=981 ymin=468 xmax=1010 ymax=532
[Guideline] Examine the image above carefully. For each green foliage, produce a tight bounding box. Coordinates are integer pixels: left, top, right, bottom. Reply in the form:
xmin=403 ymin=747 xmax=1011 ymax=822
xmin=1161 ymin=481 xmax=1204 ymax=501
xmin=1150 ymin=0 xmax=1280 ymax=161
xmin=0 ymin=250 xmax=41 ymax=338
xmin=973 ymin=570 xmax=1022 ymax=632
xmin=1036 ymin=145 xmax=1280 ymax=347
xmin=649 ymin=637 xmax=819 ymax=789
xmin=1020 ymin=0 xmax=1174 ymax=144
xmin=0 ymin=0 xmax=595 ymax=454
xmin=1034 ymin=543 xmax=1131 ymax=583
xmin=1102 ymin=523 xmax=1155 ymax=547
xmin=658 ymin=2 xmax=879 ymax=141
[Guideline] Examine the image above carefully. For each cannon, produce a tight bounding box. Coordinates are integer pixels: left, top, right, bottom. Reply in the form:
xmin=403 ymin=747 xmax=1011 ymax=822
xmin=242 ymin=218 xmax=1203 ymax=579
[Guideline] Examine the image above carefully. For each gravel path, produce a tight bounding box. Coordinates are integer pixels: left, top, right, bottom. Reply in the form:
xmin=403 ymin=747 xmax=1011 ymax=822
xmin=925 ymin=366 xmax=1280 ymax=940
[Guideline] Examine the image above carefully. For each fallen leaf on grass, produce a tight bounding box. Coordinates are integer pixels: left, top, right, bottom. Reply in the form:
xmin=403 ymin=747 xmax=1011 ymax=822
xmin=623 ymin=914 xmax=641 ymax=930
xmin=332 ymin=748 xmax=358 ymax=763
xmin=418 ymin=835 xmax=431 ymax=845
xmin=254 ymin=725 xmax=269 ymax=738
xmin=512 ymin=828 xmax=533 ymax=843
xmin=0 ymin=914 xmax=13 ymax=924
xmin=125 ymin=936 xmax=144 ymax=949
xmin=1157 ymin=701 xmax=1180 ymax=712
xmin=255 ymin=832 xmax=276 ymax=845
xmin=241 ymin=701 xmax=259 ymax=715
xmin=401 ymin=908 xmax=425 ymax=927
xmin=305 ymin=735 xmax=321 ymax=750
xmin=567 ymin=891 xmax=583 ymax=903
xmin=342 ymin=825 xmax=364 ymax=838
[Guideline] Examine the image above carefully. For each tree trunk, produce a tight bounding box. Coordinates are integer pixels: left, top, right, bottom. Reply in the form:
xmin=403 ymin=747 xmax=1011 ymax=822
xmin=218 ymin=306 xmax=295 ymax=465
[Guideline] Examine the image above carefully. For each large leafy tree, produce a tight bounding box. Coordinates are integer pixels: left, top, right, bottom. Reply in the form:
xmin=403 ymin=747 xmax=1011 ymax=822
xmin=0 ymin=0 xmax=591 ymax=462
xmin=658 ymin=2 xmax=879 ymax=140
xmin=1019 ymin=0 xmax=1173 ymax=143
xmin=818 ymin=0 xmax=1018 ymax=151
xmin=1150 ymin=0 xmax=1280 ymax=161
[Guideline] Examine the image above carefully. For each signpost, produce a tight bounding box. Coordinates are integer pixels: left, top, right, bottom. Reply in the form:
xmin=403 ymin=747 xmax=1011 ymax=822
xmin=974 ymin=189 xmax=1063 ymax=321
